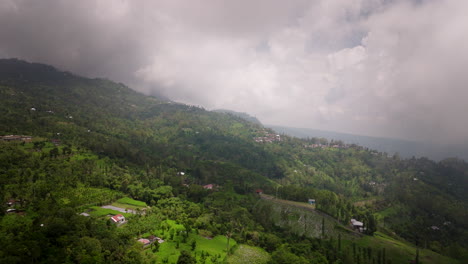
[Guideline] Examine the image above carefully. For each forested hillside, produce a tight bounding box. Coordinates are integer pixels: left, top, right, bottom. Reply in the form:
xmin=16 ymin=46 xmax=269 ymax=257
xmin=0 ymin=59 xmax=466 ymax=263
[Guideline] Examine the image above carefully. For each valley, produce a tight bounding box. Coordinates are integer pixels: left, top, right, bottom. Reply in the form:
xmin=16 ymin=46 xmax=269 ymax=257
xmin=0 ymin=59 xmax=466 ymax=264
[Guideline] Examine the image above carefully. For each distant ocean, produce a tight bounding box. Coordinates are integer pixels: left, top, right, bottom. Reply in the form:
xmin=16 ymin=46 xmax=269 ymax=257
xmin=268 ymin=125 xmax=467 ymax=162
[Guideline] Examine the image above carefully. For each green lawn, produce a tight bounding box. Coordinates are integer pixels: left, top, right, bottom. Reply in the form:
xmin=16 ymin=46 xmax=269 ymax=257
xmin=116 ymin=197 xmax=147 ymax=207
xmin=59 ymin=185 xmax=122 ymax=210
xmin=226 ymin=245 xmax=270 ymax=264
xmin=155 ymin=241 xmax=183 ymax=263
xmin=194 ymin=235 xmax=236 ymax=257
xmin=375 ymin=206 xmax=399 ymax=219
xmin=70 ymin=152 xmax=98 ymax=161
xmin=351 ymin=232 xmax=460 ymax=264
xmin=111 ymin=202 xmax=144 ymax=210
xmin=88 ymin=206 xmax=132 ymax=218
xmin=153 ymin=233 xmax=236 ymax=264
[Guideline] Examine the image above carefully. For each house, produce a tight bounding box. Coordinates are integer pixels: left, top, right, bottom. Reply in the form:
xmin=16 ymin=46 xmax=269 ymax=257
xmin=1 ymin=135 xmax=32 ymax=142
xmin=308 ymin=199 xmax=316 ymax=205
xmin=1 ymin=135 xmax=21 ymax=141
xmin=138 ymin=238 xmax=151 ymax=245
xmin=148 ymin=235 xmax=165 ymax=244
xmin=350 ymin=219 xmax=365 ymax=232
xmin=22 ymin=136 xmax=32 ymax=142
xmin=256 ymin=189 xmax=263 ymax=194
xmin=7 ymin=199 xmax=20 ymax=207
xmin=203 ymin=184 xmax=214 ymax=190
xmin=110 ymin=214 xmax=126 ymax=224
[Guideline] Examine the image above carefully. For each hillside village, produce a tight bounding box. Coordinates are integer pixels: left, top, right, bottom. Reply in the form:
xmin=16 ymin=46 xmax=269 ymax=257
xmin=253 ymin=130 xmax=282 ymax=143
xmin=0 ymin=59 xmax=466 ymax=264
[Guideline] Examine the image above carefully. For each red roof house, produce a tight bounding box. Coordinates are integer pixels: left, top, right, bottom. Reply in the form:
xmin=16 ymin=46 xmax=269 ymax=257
xmin=138 ymin=238 xmax=150 ymax=245
xmin=110 ymin=214 xmax=125 ymax=224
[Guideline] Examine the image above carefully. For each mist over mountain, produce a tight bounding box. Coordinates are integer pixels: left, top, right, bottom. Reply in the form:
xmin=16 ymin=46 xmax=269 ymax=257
xmin=269 ymin=125 xmax=468 ymax=161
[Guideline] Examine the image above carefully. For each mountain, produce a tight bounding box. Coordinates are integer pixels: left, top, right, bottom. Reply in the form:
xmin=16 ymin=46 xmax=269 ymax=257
xmin=0 ymin=59 xmax=466 ymax=263
xmin=269 ymin=125 xmax=468 ymax=161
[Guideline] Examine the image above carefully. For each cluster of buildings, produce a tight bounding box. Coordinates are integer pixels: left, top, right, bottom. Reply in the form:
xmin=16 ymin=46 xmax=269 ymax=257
xmin=1 ymin=134 xmax=64 ymax=147
xmin=181 ymin=182 xmax=219 ymax=190
xmin=138 ymin=235 xmax=165 ymax=246
xmin=5 ymin=198 xmax=22 ymax=214
xmin=80 ymin=211 xmax=166 ymax=247
xmin=303 ymin=143 xmax=349 ymax=149
xmin=1 ymin=135 xmax=32 ymax=142
xmin=254 ymin=133 xmax=281 ymax=143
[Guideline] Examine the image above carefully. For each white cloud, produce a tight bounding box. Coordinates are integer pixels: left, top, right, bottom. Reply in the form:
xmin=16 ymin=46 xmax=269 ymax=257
xmin=1 ymin=0 xmax=468 ymax=143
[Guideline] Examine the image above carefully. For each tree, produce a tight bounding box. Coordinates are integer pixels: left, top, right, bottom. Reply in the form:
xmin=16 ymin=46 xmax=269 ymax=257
xmin=366 ymin=212 xmax=377 ymax=235
xmin=415 ymin=248 xmax=420 ymax=264
xmin=49 ymin=147 xmax=59 ymax=158
xmin=321 ymin=217 xmax=325 ymax=238
xmin=177 ymin=250 xmax=196 ymax=264
xmin=271 ymin=245 xmax=309 ymax=264
xmin=191 ymin=240 xmax=197 ymax=251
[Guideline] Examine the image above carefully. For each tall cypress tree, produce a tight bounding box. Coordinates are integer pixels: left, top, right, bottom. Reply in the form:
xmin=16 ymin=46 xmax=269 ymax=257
xmin=382 ymin=248 xmax=386 ymax=264
xmin=321 ymin=217 xmax=325 ymax=238
xmin=415 ymin=248 xmax=419 ymax=264
xmin=338 ymin=233 xmax=342 ymax=251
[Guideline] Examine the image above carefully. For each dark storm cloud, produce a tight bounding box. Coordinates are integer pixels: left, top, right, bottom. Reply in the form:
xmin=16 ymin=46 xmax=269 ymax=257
xmin=0 ymin=0 xmax=152 ymax=86
xmin=1 ymin=0 xmax=468 ymax=144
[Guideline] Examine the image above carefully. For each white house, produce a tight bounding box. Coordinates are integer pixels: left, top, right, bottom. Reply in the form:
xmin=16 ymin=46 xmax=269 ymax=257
xmin=350 ymin=219 xmax=365 ymax=232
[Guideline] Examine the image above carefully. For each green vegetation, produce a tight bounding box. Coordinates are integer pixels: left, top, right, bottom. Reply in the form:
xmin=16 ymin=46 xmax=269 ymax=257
xmin=193 ymin=235 xmax=236 ymax=257
xmin=0 ymin=59 xmax=466 ymax=263
xmin=226 ymin=245 xmax=270 ymax=264
xmin=87 ymin=206 xmax=132 ymax=218
xmin=117 ymin=197 xmax=147 ymax=207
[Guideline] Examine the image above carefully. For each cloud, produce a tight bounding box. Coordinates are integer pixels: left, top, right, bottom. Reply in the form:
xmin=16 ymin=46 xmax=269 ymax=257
xmin=1 ymin=0 xmax=467 ymax=144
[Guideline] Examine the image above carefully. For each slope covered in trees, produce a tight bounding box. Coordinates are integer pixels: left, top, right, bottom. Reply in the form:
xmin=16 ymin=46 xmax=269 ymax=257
xmin=0 ymin=59 xmax=466 ymax=263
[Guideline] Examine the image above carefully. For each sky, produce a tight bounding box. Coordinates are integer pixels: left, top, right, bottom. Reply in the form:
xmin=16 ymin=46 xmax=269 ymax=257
xmin=1 ymin=0 xmax=467 ymax=144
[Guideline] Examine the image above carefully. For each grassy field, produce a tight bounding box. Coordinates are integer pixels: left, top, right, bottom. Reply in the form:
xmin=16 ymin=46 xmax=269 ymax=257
xmin=353 ymin=232 xmax=459 ymax=264
xmin=105 ymin=197 xmax=147 ymax=211
xmin=87 ymin=206 xmax=132 ymax=218
xmin=194 ymin=235 xmax=236 ymax=258
xmin=261 ymin=194 xmax=317 ymax=210
xmin=259 ymin=195 xmax=459 ymax=264
xmin=116 ymin=197 xmax=147 ymax=207
xmin=57 ymin=185 xmax=123 ymax=209
xmin=256 ymin=196 xmax=356 ymax=239
xmin=69 ymin=151 xmax=99 ymax=161
xmin=148 ymin=218 xmax=238 ymax=263
xmin=154 ymin=234 xmax=236 ymax=264
xmin=111 ymin=202 xmax=141 ymax=210
xmin=352 ymin=197 xmax=379 ymax=207
xmin=226 ymin=245 xmax=270 ymax=264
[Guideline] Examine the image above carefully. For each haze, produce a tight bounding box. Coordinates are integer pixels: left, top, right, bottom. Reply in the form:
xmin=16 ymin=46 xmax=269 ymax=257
xmin=1 ymin=0 xmax=467 ymax=144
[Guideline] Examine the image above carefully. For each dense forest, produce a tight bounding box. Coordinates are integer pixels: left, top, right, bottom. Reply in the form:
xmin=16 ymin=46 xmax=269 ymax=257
xmin=0 ymin=59 xmax=467 ymax=263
